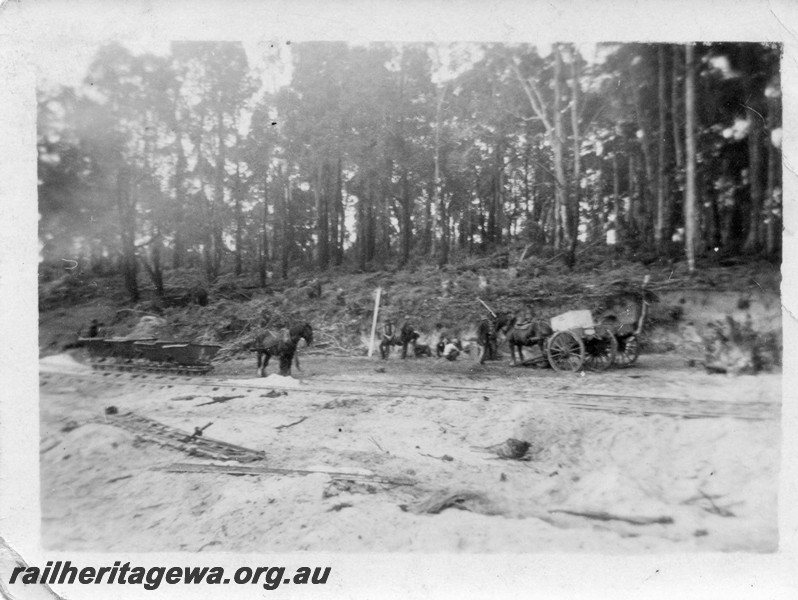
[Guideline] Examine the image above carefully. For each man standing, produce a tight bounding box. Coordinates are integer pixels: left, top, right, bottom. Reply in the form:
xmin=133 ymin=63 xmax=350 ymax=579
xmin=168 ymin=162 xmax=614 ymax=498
xmin=87 ymin=319 xmax=102 ymax=338
xmin=399 ymin=315 xmax=418 ymax=359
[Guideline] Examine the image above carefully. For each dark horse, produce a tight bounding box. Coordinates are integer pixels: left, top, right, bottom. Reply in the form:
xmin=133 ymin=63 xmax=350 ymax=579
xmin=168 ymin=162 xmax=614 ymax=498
xmin=496 ymin=313 xmax=553 ymax=366
xmin=254 ymin=322 xmax=313 ymax=377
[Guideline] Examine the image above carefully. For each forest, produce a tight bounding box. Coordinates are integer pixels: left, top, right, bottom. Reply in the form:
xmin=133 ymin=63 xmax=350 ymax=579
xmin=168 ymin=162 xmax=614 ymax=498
xmin=37 ymin=41 xmax=782 ymax=302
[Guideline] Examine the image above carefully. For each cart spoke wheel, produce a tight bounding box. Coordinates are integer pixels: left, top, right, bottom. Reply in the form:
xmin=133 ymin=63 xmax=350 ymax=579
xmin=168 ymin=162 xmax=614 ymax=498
xmin=614 ymin=334 xmax=640 ymax=367
xmin=547 ymin=331 xmax=585 ymax=372
xmin=584 ymin=331 xmax=618 ymax=371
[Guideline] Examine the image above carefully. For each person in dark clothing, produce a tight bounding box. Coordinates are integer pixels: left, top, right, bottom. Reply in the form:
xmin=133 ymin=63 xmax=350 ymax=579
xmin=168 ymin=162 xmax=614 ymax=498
xmin=87 ymin=319 xmax=102 ymax=338
xmin=434 ymin=322 xmax=454 ymax=357
xmin=399 ymin=315 xmax=419 ymax=359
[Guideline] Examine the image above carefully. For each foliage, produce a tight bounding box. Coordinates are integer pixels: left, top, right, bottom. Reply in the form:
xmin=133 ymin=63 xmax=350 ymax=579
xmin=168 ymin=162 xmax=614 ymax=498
xmin=38 ymin=42 xmax=782 ymax=301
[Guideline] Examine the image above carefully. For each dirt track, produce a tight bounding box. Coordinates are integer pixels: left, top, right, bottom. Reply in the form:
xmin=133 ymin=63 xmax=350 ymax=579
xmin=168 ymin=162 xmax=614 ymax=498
xmin=39 ymin=351 xmax=780 ymax=553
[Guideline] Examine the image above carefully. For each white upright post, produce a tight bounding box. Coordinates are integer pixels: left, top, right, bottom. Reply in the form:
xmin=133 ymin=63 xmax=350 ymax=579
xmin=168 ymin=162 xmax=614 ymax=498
xmin=368 ymin=287 xmax=382 ymax=358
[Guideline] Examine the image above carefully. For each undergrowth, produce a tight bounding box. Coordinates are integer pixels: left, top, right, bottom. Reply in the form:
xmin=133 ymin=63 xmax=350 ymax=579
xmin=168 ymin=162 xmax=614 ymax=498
xmin=38 ymin=253 xmax=782 ymax=360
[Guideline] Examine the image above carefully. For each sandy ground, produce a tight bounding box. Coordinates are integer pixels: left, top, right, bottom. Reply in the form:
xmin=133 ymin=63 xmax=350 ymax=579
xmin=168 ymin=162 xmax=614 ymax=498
xmin=39 ymin=350 xmax=781 ymax=553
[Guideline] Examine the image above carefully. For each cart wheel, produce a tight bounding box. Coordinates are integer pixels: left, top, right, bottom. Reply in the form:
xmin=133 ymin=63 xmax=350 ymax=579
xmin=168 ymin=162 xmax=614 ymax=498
xmin=584 ymin=330 xmax=618 ymax=371
xmin=547 ymin=331 xmax=585 ymax=372
xmin=615 ymin=334 xmax=640 ymax=367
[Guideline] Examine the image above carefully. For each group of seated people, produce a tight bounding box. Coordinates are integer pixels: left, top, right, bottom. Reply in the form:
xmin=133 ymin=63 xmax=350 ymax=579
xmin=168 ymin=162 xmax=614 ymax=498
xmin=379 ymin=317 xmax=462 ymax=361
xmin=380 ymin=306 xmax=543 ymax=363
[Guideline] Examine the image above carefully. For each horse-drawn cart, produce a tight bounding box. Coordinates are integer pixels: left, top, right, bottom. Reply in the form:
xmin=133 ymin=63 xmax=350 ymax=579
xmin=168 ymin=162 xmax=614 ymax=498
xmin=605 ymin=321 xmax=641 ymax=367
xmin=545 ymin=310 xmax=618 ymax=372
xmin=507 ymin=276 xmax=650 ymax=373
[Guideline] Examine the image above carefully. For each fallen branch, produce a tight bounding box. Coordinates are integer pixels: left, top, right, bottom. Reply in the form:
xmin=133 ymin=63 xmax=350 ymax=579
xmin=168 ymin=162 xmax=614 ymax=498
xmin=275 ymin=416 xmax=308 ymax=430
xmin=153 ymin=462 xmax=414 ymax=486
xmin=517 ymin=244 xmax=532 ymax=265
xmin=195 ymin=395 xmax=244 ymax=407
xmin=316 ymin=331 xmax=354 ymax=354
xmin=197 ymin=540 xmax=222 ymax=552
xmin=681 ymin=492 xmax=723 ymax=505
xmin=419 ymin=452 xmax=454 ymax=462
xmin=549 ymin=509 xmax=674 ymax=526
xmin=115 ymin=308 xmax=160 ymax=318
xmin=698 ymin=490 xmax=736 ymax=517
xmin=542 ymin=241 xmax=600 ymax=265
xmin=39 ymin=439 xmax=60 ymax=454
xmin=406 ymin=490 xmax=497 ymax=515
xmin=107 ymin=474 xmax=134 ymax=484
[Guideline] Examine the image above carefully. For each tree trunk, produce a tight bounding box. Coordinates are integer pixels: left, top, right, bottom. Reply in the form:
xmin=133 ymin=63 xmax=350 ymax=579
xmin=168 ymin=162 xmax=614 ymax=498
xmin=361 ymin=171 xmax=376 ymax=265
xmin=493 ymin=145 xmax=504 ymax=246
xmin=279 ymin=165 xmax=290 ymax=279
xmin=333 ymin=155 xmax=344 ymax=266
xmin=315 ymin=161 xmax=330 ymax=269
xmin=212 ymin=104 xmax=226 ymax=281
xmin=568 ymin=47 xmax=581 ymax=266
xmin=671 ymin=45 xmax=684 ymax=169
xmin=765 ymin=95 xmax=779 ymax=256
xmin=655 ymin=45 xmax=668 ymax=252
xmin=553 ymin=45 xmax=570 ymax=253
xmin=523 ymin=142 xmax=532 ymax=223
xmin=401 ymin=167 xmax=411 ymax=265
xmin=355 ymin=178 xmax=365 ymax=271
xmin=173 ymin=127 xmax=187 ymax=270
xmin=591 ymin=157 xmax=604 ymax=243
xmin=151 ymin=235 xmax=164 ymax=297
xmin=709 ymin=176 xmax=722 ymax=250
xmin=116 ymin=168 xmax=139 ymax=302
xmin=684 ymin=44 xmax=697 ymax=273
xmin=234 ymin=160 xmax=243 ymax=276
xmin=439 ymin=188 xmax=449 ymax=266
xmin=434 ymin=83 xmax=448 ymax=265
xmin=422 ymin=181 xmax=433 ymax=255
xmin=612 ymin=149 xmax=622 ymax=245
xmin=259 ymin=171 xmax=269 ymax=287
xmin=627 ymin=150 xmax=637 ymax=241
xmin=744 ymin=115 xmax=764 ymax=253
xmin=139 ymin=228 xmax=165 ymax=298
xmin=366 ymin=186 xmax=376 ymax=265
xmin=671 ymin=45 xmax=684 ymax=239
xmin=631 ymin=55 xmax=655 ymax=247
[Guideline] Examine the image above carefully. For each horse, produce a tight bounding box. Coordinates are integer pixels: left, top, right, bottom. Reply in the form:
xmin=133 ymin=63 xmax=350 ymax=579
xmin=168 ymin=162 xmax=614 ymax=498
xmin=496 ymin=314 xmax=553 ymax=366
xmin=254 ymin=322 xmax=313 ymax=377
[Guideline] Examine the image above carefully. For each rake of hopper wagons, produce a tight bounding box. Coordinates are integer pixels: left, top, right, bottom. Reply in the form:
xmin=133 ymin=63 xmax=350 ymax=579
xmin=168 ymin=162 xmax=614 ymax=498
xmin=79 ymin=338 xmax=221 ymax=375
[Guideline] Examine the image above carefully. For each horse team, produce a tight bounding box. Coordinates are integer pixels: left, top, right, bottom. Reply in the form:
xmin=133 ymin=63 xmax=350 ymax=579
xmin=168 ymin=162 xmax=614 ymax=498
xmin=251 ymin=310 xmax=550 ymax=377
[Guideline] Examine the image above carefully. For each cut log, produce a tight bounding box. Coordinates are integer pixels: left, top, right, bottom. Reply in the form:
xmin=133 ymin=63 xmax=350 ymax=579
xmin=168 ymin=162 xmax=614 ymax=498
xmin=549 ymin=509 xmax=674 ymax=526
